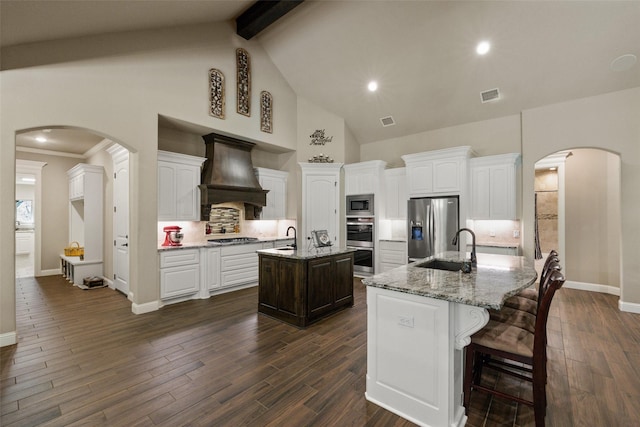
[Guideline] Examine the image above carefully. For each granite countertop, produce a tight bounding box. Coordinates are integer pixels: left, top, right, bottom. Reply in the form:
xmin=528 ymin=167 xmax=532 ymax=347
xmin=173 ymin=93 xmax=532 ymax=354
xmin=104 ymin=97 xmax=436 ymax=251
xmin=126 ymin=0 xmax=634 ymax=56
xmin=158 ymin=236 xmax=294 ymax=251
xmin=362 ymin=251 xmax=537 ymax=310
xmin=257 ymin=246 xmax=357 ymax=260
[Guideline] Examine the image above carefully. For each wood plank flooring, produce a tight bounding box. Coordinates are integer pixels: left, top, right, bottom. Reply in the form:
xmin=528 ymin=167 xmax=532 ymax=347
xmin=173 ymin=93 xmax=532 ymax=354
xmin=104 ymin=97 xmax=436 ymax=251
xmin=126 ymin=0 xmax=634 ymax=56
xmin=2 ymin=275 xmax=640 ymax=426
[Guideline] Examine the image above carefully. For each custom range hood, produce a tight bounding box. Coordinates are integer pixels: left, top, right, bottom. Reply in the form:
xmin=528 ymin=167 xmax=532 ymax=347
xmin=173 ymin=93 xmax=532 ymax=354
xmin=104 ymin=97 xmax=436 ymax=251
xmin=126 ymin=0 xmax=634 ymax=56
xmin=199 ymin=132 xmax=268 ymax=220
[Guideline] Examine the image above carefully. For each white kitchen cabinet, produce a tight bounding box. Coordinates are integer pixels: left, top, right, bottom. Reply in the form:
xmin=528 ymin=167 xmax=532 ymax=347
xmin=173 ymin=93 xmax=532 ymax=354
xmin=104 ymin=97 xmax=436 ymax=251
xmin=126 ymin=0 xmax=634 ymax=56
xmin=202 ymin=247 xmax=221 ymax=292
xmin=402 ymin=147 xmax=474 ymax=198
xmin=344 ymin=160 xmax=386 ymax=196
xmin=67 ymin=164 xmax=103 ymax=264
xmin=383 ymin=168 xmax=407 ymax=220
xmin=299 ymin=162 xmax=343 ymax=247
xmin=254 ymin=167 xmax=288 ymax=220
xmin=160 ymin=248 xmax=200 ymax=300
xmin=378 ymin=240 xmax=407 ymax=272
xmin=219 ymin=242 xmax=265 ymax=288
xmin=469 ymin=153 xmax=521 ymax=220
xmin=15 ymin=231 xmax=34 ymax=255
xmin=157 ymin=150 xmax=206 ymax=221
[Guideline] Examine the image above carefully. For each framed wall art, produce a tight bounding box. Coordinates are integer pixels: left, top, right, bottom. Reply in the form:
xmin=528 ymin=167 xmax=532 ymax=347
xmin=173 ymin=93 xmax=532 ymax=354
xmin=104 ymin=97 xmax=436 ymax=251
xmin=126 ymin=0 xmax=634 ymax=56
xmin=236 ymin=48 xmax=251 ymax=116
xmin=208 ymin=68 xmax=225 ymax=119
xmin=260 ymin=91 xmax=273 ymax=133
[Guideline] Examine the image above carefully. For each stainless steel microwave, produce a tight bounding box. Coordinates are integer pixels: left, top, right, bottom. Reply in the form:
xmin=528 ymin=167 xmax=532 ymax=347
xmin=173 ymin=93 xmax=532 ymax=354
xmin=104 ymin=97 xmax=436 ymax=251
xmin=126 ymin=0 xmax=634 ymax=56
xmin=346 ymin=194 xmax=374 ymax=216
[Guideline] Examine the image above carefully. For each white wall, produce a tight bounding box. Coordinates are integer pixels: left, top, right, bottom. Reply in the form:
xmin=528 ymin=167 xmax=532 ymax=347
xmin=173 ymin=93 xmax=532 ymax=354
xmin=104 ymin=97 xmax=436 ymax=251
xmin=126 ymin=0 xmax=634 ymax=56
xmin=522 ymin=87 xmax=640 ymax=307
xmin=1 ymin=22 xmax=298 ymax=338
xmin=359 ymin=114 xmax=522 ymax=167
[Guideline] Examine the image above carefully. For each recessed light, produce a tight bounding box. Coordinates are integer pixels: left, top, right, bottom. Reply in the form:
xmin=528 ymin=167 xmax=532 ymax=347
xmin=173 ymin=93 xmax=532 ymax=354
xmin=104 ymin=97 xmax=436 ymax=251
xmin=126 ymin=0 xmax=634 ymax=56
xmin=36 ymin=137 xmax=47 ymax=142
xmin=368 ymin=81 xmax=378 ymax=92
xmin=476 ymin=41 xmax=490 ymax=55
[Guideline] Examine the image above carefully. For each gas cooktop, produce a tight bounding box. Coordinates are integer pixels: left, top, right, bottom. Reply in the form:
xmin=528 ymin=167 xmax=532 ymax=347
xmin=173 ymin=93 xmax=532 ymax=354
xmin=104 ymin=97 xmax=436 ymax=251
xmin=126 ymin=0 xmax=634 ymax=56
xmin=207 ymin=237 xmax=259 ymax=245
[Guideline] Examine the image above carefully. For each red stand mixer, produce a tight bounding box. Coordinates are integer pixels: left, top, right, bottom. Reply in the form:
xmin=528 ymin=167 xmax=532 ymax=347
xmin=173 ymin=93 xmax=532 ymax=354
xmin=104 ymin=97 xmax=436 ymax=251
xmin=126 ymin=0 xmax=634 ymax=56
xmin=162 ymin=225 xmax=184 ymax=246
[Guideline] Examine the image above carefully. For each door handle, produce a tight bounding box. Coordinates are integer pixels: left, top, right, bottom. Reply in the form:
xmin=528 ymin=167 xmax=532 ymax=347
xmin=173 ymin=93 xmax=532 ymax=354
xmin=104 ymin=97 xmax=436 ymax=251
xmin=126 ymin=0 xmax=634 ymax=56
xmin=122 ymin=243 xmax=128 ymax=247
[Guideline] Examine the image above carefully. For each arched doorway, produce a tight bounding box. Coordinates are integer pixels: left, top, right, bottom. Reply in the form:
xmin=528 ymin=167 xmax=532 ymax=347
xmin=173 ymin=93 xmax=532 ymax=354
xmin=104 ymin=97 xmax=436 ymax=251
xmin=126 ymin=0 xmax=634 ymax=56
xmin=534 ymin=148 xmax=622 ymax=297
xmin=15 ymin=126 xmax=132 ymax=296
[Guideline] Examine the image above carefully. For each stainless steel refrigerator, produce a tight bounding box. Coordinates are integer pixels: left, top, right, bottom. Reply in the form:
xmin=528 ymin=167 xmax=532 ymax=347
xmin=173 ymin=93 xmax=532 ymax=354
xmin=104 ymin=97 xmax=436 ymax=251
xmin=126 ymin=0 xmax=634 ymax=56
xmin=408 ymin=196 xmax=459 ymax=261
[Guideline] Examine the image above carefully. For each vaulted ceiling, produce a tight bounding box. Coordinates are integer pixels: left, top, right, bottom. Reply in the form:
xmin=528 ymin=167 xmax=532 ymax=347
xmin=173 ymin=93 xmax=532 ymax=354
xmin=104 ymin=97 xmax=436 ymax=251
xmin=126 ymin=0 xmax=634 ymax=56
xmin=3 ymin=0 xmax=639 ymax=147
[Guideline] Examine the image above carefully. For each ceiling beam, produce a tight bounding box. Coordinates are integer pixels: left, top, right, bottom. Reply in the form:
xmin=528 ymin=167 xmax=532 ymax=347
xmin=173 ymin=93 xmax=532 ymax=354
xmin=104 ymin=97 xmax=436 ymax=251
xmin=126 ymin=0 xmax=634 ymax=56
xmin=236 ymin=0 xmax=304 ymax=40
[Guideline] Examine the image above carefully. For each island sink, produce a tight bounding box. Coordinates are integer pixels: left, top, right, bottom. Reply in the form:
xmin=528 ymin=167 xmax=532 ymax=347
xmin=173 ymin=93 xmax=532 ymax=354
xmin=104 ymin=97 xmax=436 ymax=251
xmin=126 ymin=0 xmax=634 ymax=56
xmin=416 ymin=258 xmax=464 ymax=272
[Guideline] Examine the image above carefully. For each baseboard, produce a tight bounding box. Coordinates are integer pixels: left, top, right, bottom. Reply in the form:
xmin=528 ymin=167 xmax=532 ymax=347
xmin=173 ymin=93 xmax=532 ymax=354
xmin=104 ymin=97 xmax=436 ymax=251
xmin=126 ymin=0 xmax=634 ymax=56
xmin=0 ymin=331 xmax=17 ymax=347
xmin=619 ymin=300 xmax=640 ymax=314
xmin=564 ymin=280 xmax=621 ymax=296
xmin=39 ymin=268 xmax=62 ymax=277
xmin=131 ymin=300 xmax=160 ymax=315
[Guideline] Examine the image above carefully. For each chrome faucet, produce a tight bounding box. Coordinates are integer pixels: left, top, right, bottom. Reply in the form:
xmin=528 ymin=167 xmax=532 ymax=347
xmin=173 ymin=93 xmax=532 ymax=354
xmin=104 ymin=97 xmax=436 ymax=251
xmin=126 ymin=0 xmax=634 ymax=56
xmin=286 ymin=226 xmax=297 ymax=249
xmin=452 ymin=228 xmax=477 ymax=266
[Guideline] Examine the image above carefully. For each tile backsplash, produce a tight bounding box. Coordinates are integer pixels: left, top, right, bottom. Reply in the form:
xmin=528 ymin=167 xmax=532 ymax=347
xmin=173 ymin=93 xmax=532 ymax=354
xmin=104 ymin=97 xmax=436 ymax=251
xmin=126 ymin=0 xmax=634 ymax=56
xmin=468 ymin=220 xmax=521 ymax=246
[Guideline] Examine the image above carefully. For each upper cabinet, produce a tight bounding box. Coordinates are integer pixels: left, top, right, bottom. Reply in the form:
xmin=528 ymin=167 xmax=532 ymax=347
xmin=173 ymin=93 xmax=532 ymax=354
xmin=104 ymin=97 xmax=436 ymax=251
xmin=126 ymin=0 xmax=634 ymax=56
xmin=344 ymin=160 xmax=386 ymax=196
xmin=402 ymin=147 xmax=474 ymax=198
xmin=384 ymin=168 xmax=407 ymax=220
xmin=254 ymin=167 xmax=288 ymax=220
xmin=68 ymin=163 xmax=103 ymax=201
xmin=157 ymin=151 xmax=206 ymax=221
xmin=469 ymin=153 xmax=521 ymax=220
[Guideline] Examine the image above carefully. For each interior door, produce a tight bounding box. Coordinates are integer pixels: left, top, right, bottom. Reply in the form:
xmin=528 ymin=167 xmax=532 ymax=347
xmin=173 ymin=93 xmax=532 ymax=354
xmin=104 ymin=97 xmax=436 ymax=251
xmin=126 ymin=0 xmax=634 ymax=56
xmin=112 ymin=146 xmax=130 ymax=296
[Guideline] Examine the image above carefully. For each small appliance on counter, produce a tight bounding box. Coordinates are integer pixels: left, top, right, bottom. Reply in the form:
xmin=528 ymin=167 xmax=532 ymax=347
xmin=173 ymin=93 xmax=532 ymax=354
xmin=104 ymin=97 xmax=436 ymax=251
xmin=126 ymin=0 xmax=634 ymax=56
xmin=162 ymin=225 xmax=184 ymax=247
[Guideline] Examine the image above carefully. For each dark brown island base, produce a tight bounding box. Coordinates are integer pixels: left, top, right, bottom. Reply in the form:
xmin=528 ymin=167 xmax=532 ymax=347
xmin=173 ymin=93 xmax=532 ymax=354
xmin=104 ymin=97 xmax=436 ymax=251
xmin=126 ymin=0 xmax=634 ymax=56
xmin=256 ymin=247 xmax=356 ymax=328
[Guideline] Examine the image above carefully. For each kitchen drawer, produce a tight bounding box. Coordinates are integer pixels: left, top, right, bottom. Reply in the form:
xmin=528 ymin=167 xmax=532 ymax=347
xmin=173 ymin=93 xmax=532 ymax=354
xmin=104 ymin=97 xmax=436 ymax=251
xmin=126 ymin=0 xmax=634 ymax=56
xmin=220 ymin=243 xmax=264 ymax=256
xmin=380 ymin=250 xmax=407 ymax=265
xmin=159 ymin=248 xmax=199 ymax=268
xmin=221 ymin=267 xmax=259 ymax=287
xmin=221 ymin=252 xmax=258 ymax=271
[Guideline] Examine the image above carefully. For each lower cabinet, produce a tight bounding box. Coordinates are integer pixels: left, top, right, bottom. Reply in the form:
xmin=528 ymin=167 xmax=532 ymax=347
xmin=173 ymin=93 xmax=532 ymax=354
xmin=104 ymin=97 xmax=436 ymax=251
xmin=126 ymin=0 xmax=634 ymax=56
xmin=159 ymin=249 xmax=200 ymax=300
xmin=258 ymin=251 xmax=354 ymax=327
xmin=379 ymin=240 xmax=408 ymax=272
xmin=220 ymin=243 xmax=264 ymax=288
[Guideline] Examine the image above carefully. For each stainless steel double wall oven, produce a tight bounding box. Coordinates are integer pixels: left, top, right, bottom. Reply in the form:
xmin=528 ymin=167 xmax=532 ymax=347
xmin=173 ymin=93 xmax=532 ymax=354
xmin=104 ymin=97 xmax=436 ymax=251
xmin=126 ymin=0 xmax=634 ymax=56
xmin=346 ymin=194 xmax=375 ymax=275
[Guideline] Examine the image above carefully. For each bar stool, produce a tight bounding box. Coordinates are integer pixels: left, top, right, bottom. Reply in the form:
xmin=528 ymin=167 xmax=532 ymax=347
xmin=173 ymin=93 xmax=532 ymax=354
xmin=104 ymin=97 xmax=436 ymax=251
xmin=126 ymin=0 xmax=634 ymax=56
xmin=463 ymin=268 xmax=565 ymax=427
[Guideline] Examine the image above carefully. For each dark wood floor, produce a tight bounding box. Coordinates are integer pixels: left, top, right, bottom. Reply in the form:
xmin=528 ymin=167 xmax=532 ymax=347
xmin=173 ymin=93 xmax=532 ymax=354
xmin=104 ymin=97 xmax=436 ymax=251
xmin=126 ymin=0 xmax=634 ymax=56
xmin=2 ymin=275 xmax=639 ymax=427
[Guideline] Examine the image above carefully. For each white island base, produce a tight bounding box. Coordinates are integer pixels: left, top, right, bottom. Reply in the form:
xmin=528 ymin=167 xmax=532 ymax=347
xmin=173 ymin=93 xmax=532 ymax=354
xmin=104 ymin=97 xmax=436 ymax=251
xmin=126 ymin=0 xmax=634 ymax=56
xmin=365 ymin=286 xmax=490 ymax=427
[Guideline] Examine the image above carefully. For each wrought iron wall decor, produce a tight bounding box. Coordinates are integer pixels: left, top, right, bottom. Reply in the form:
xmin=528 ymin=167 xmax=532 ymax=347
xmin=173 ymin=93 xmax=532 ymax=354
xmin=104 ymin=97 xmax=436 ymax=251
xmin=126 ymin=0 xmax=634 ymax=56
xmin=309 ymin=129 xmax=333 ymax=145
xmin=236 ymin=48 xmax=251 ymax=116
xmin=308 ymin=153 xmax=334 ymax=163
xmin=260 ymin=91 xmax=273 ymax=133
xmin=208 ymin=68 xmax=225 ymax=119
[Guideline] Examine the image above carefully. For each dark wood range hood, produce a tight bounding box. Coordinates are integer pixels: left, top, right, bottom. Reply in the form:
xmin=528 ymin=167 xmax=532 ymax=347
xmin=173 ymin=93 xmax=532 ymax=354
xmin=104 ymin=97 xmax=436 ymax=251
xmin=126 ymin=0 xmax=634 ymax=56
xmin=199 ymin=132 xmax=268 ymax=220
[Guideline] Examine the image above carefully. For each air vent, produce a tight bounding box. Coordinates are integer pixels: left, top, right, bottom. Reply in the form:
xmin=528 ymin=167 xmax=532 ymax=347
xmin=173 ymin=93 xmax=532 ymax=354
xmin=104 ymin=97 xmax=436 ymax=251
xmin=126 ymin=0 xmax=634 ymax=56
xmin=380 ymin=116 xmax=395 ymax=127
xmin=480 ymin=88 xmax=500 ymax=103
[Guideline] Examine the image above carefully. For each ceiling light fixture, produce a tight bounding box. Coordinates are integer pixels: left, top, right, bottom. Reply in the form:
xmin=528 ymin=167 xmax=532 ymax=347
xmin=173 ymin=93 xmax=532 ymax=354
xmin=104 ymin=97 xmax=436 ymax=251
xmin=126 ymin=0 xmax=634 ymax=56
xmin=368 ymin=81 xmax=378 ymax=92
xmin=476 ymin=41 xmax=490 ymax=55
xmin=35 ymin=137 xmax=47 ymax=142
xmin=610 ymin=54 xmax=637 ymax=71
xmin=21 ymin=177 xmax=36 ymax=183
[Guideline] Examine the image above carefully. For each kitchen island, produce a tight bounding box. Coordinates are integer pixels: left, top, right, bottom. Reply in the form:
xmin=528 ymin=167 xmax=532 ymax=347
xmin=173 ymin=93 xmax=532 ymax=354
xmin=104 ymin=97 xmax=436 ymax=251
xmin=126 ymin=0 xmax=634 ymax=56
xmin=256 ymin=246 xmax=356 ymax=327
xmin=362 ymin=251 xmax=536 ymax=427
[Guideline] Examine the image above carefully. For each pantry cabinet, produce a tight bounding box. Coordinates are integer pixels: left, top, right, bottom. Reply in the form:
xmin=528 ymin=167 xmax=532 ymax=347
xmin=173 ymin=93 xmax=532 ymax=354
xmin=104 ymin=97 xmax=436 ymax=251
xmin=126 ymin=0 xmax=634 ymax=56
xmin=402 ymin=147 xmax=474 ymax=198
xmin=469 ymin=153 xmax=521 ymax=220
xmin=384 ymin=168 xmax=407 ymax=219
xmin=254 ymin=167 xmax=288 ymax=220
xmin=299 ymin=162 xmax=343 ymax=247
xmin=157 ymin=151 xmax=206 ymax=221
